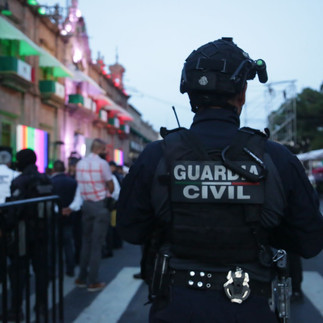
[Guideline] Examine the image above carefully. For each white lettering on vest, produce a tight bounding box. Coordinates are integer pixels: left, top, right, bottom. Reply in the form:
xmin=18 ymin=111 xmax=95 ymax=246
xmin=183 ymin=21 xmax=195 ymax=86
xmin=188 ymin=165 xmax=200 ymax=180
xmin=202 ymin=185 xmax=208 ymax=199
xmin=183 ymin=185 xmax=199 ymax=199
xmin=237 ymin=186 xmax=250 ymax=199
xmin=209 ymin=185 xmax=226 ymax=199
xmin=228 ymin=186 xmax=234 ymax=199
xmin=227 ymin=169 xmax=239 ymax=180
xmin=200 ymin=165 xmax=213 ymax=180
xmin=181 ymin=185 xmax=252 ymax=200
xmin=249 ymin=165 xmax=259 ymax=175
xmin=174 ymin=165 xmax=186 ymax=180
xmin=214 ymin=165 xmax=227 ymax=180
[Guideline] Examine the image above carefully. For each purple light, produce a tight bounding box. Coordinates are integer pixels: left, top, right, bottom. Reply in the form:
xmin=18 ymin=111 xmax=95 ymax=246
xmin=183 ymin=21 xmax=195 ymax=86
xmin=65 ymin=23 xmax=72 ymax=33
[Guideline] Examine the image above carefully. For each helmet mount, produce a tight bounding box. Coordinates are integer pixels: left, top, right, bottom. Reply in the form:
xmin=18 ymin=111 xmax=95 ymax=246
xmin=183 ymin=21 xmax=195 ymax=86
xmin=180 ymin=38 xmax=268 ymax=113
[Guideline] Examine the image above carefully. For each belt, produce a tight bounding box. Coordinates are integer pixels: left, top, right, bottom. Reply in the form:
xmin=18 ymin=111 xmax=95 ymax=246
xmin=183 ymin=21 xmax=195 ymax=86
xmin=170 ymin=269 xmax=271 ymax=298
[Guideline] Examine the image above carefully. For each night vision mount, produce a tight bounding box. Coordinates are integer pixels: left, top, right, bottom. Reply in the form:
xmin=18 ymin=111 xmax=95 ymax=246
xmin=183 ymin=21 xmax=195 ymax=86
xmin=180 ymin=37 xmax=268 ymax=97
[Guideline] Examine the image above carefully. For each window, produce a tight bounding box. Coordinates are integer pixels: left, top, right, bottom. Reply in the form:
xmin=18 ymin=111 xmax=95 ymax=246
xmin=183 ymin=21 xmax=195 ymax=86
xmin=0 ymin=121 xmax=12 ymax=147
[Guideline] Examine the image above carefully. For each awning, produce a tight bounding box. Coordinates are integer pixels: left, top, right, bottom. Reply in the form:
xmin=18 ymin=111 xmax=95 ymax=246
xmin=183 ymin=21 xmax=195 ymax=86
xmin=94 ymin=94 xmax=112 ymax=108
xmin=39 ymin=48 xmax=73 ymax=78
xmin=117 ymin=109 xmax=134 ymax=122
xmin=0 ymin=16 xmax=72 ymax=78
xmin=0 ymin=16 xmax=40 ymax=56
xmin=70 ymin=66 xmax=105 ymax=94
xmin=104 ymin=101 xmax=133 ymax=121
xmin=93 ymin=94 xmax=133 ymax=121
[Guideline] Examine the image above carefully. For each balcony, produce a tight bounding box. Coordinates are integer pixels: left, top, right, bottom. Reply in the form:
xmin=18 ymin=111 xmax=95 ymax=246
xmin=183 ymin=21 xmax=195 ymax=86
xmin=68 ymin=93 xmax=84 ymax=106
xmin=0 ymin=56 xmax=33 ymax=92
xmin=93 ymin=109 xmax=108 ymax=128
xmin=39 ymin=80 xmax=65 ymax=107
xmin=67 ymin=94 xmax=96 ymax=116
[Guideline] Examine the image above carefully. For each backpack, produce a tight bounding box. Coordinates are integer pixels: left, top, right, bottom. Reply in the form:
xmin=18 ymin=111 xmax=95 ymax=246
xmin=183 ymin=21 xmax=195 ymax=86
xmin=23 ymin=173 xmax=54 ymax=220
xmin=25 ymin=173 xmax=54 ymax=199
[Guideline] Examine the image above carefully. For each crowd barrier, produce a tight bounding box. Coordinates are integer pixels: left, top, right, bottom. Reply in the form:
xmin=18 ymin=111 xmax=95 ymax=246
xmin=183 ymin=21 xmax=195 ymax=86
xmin=0 ymin=196 xmax=64 ymax=322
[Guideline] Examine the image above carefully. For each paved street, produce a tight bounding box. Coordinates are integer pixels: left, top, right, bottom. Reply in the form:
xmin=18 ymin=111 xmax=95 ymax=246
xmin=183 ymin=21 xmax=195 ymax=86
xmin=62 ymin=245 xmax=323 ymax=323
xmin=2 ymin=240 xmax=322 ymax=322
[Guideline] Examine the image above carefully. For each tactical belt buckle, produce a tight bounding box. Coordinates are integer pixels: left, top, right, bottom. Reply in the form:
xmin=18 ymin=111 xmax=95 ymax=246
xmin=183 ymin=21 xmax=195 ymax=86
xmin=223 ymin=267 xmax=251 ymax=304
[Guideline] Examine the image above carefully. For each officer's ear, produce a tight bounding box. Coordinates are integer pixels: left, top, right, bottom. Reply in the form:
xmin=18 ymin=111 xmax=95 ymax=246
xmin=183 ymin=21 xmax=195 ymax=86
xmin=239 ymin=83 xmax=247 ymax=107
xmin=233 ymin=83 xmax=247 ymax=116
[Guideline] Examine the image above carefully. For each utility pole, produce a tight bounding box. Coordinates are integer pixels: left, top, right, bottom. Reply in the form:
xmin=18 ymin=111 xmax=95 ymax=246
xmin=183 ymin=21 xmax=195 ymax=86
xmin=266 ymin=80 xmax=297 ymax=145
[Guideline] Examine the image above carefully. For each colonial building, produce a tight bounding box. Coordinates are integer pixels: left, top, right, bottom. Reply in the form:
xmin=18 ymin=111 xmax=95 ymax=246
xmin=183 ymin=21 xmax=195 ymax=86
xmin=0 ymin=0 xmax=158 ymax=171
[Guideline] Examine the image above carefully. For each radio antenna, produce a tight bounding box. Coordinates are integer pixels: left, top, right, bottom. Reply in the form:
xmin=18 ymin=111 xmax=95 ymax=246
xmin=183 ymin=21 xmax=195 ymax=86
xmin=172 ymin=106 xmax=181 ymax=128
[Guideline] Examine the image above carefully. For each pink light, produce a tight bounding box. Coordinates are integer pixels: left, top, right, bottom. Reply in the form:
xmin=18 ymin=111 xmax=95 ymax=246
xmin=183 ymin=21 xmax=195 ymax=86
xmin=73 ymin=48 xmax=82 ymax=63
xmin=114 ymin=149 xmax=124 ymax=165
xmin=35 ymin=128 xmax=44 ymax=173
xmin=65 ymin=23 xmax=72 ymax=33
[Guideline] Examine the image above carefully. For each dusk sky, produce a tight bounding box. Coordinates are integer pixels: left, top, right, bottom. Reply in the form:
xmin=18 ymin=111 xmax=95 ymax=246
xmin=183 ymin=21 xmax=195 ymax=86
xmin=43 ymin=0 xmax=323 ymax=131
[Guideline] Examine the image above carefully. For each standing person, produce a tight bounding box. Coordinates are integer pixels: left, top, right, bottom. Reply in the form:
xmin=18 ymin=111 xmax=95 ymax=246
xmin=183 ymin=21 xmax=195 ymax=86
xmin=0 ymin=150 xmax=20 ymax=203
xmin=51 ymin=160 xmax=82 ymax=277
xmin=6 ymin=149 xmax=53 ymax=319
xmin=67 ymin=156 xmax=83 ymax=265
xmin=75 ymin=138 xmax=114 ymax=292
xmin=117 ymin=37 xmax=323 ymax=322
xmin=0 ymin=150 xmax=20 ymax=319
xmin=109 ymin=161 xmax=124 ymax=185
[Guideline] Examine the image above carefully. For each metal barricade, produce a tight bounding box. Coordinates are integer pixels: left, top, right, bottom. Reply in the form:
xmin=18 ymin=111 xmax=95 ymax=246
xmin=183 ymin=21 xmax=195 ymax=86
xmin=0 ymin=196 xmax=64 ymax=322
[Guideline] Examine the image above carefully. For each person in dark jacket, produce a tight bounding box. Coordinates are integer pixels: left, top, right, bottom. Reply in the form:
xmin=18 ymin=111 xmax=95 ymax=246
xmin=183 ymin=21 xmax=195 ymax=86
xmin=51 ymin=160 xmax=82 ymax=277
xmin=117 ymin=38 xmax=323 ymax=323
xmin=3 ymin=149 xmax=51 ymax=320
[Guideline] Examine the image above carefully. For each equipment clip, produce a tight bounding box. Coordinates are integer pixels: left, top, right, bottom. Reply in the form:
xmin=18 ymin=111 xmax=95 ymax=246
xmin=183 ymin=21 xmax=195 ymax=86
xmin=223 ymin=267 xmax=251 ymax=304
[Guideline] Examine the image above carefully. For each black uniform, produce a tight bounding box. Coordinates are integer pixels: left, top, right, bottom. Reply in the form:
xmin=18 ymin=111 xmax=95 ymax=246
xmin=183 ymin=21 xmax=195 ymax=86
xmin=117 ymin=108 xmax=323 ymax=323
xmin=9 ymin=163 xmax=52 ymax=315
xmin=117 ymin=37 xmax=323 ymax=322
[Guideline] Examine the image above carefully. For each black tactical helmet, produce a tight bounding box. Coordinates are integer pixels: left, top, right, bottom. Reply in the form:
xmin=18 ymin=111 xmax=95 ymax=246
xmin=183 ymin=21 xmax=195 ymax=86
xmin=180 ymin=37 xmax=268 ymax=112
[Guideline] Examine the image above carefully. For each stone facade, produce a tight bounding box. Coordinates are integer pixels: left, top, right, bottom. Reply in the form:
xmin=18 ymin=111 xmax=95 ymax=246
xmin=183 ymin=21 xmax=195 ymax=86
xmin=0 ymin=0 xmax=158 ymax=170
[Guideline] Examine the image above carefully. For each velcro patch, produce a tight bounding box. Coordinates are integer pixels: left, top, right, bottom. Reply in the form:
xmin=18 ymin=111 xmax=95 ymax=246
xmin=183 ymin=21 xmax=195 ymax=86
xmin=171 ymin=161 xmax=264 ymax=204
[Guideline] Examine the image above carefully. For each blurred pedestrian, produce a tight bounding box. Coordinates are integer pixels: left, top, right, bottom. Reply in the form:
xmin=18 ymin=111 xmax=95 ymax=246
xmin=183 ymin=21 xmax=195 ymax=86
xmin=67 ymin=156 xmax=83 ymax=264
xmin=75 ymin=139 xmax=114 ymax=292
xmin=2 ymin=149 xmax=53 ymax=320
xmin=0 ymin=150 xmax=20 ymax=203
xmin=51 ymin=160 xmax=82 ymax=277
xmin=102 ymin=169 xmax=121 ymax=258
xmin=109 ymin=161 xmax=124 ymax=185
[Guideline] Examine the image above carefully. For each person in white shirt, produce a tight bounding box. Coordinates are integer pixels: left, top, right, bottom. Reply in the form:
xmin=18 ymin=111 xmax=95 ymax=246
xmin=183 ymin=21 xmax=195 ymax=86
xmin=0 ymin=151 xmax=20 ymax=204
xmin=75 ymin=139 xmax=114 ymax=292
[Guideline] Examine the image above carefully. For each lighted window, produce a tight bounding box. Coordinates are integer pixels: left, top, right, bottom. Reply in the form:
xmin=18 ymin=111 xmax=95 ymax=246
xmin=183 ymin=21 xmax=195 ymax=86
xmin=16 ymin=125 xmax=49 ymax=173
xmin=114 ymin=149 xmax=123 ymax=165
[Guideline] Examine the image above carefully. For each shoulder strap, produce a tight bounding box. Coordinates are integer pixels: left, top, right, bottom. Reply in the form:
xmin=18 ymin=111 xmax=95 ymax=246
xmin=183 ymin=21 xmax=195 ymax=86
xmin=162 ymin=128 xmax=210 ymax=164
xmin=222 ymin=127 xmax=268 ymax=182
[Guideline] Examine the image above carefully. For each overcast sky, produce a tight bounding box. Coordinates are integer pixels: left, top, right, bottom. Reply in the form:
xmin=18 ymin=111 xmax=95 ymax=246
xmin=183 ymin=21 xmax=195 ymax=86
xmin=43 ymin=0 xmax=323 ymax=131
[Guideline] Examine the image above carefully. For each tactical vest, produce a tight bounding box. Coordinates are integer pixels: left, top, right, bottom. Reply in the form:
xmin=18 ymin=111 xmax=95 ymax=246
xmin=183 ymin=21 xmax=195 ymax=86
xmin=155 ymin=127 xmax=272 ymax=266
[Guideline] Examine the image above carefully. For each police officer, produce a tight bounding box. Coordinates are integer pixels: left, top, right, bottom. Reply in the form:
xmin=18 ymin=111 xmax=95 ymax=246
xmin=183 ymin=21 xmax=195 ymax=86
xmin=117 ymin=38 xmax=323 ymax=323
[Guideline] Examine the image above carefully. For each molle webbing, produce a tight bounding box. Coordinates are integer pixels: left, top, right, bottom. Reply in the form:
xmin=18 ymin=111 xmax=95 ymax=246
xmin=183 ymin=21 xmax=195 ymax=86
xmin=161 ymin=128 xmax=268 ymax=265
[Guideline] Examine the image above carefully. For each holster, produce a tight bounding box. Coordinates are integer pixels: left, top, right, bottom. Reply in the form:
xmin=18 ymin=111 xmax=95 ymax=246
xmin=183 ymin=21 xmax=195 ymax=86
xmin=149 ymin=252 xmax=171 ymax=302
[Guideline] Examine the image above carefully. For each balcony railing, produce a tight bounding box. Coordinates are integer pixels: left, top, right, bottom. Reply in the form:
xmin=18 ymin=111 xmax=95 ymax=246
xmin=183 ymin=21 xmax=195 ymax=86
xmin=0 ymin=56 xmax=33 ymax=91
xmin=39 ymin=80 xmax=65 ymax=100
